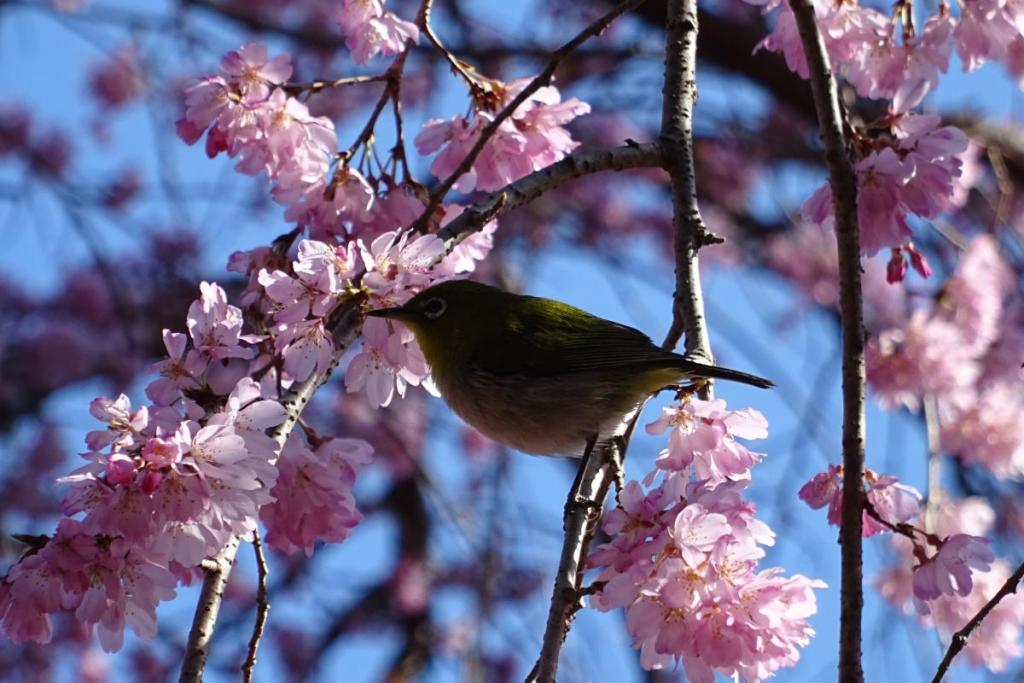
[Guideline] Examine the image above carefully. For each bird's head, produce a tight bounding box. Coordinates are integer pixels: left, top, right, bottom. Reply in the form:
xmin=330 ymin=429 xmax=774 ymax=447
xmin=366 ymin=280 xmax=501 ymax=368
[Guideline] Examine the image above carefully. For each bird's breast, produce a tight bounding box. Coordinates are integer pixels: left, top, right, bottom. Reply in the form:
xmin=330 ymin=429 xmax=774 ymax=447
xmin=433 ymin=367 xmax=643 ymax=456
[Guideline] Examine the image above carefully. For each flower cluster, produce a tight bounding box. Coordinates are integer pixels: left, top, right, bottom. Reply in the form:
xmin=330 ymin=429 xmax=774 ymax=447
xmin=175 ymin=43 xmax=349 ymax=230
xmin=752 ymin=0 xmax=1024 ymax=113
xmin=802 ymin=114 xmax=968 ymax=264
xmin=0 ymin=271 xmax=377 ymax=650
xmin=261 ymin=434 xmax=372 ymax=556
xmin=875 ymin=499 xmax=1024 ymax=672
xmin=800 ymin=466 xmax=997 ymax=613
xmin=336 ymin=0 xmax=419 ymax=64
xmin=865 ymin=236 xmax=1024 ymax=478
xmin=415 ymin=78 xmax=591 ymax=193
xmin=589 ymin=398 xmax=824 ymax=681
xmin=798 ymin=465 xmax=921 ymax=537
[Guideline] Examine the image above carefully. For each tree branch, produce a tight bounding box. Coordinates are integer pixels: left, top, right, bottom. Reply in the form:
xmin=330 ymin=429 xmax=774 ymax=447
xmin=178 ymin=296 xmax=366 ymax=683
xmin=437 ymin=142 xmax=662 ymax=248
xmin=658 ymin=0 xmax=715 ymax=369
xmin=413 ymin=0 xmax=651 ymax=230
xmin=787 ymin=1 xmax=865 ymax=681
xmin=179 ymin=536 xmax=241 ymax=683
xmin=241 ymin=532 xmax=270 ymax=683
xmin=931 ymin=560 xmax=1024 ymax=683
xmin=528 ymin=419 xmax=637 ymax=683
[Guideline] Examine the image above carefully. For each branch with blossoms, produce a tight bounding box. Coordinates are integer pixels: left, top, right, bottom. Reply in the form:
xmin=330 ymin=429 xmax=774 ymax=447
xmin=932 ymin=559 xmax=1024 ymax=682
xmin=1 ymin=1 xmax=670 ymax=679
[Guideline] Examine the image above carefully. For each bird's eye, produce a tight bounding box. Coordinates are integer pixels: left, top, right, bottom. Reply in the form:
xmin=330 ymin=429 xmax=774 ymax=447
xmin=421 ymin=297 xmax=447 ymax=319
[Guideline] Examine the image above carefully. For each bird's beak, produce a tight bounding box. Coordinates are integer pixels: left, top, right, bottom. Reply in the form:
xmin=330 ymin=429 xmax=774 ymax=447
xmin=367 ymin=306 xmax=413 ymax=321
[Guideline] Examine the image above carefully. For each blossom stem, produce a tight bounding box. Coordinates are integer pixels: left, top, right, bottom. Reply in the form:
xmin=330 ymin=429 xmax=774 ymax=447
xmin=788 ymin=0 xmax=866 ymax=681
xmin=412 ymin=0 xmax=651 ymax=232
xmin=931 ymin=560 xmax=1024 ymax=682
xmin=420 ymin=0 xmax=484 ymax=92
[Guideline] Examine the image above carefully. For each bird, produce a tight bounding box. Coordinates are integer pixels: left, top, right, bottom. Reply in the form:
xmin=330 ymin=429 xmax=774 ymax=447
xmin=367 ymin=280 xmax=772 ymax=457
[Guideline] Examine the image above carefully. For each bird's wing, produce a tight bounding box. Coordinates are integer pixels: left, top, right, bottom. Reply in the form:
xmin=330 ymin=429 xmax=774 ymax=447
xmin=469 ymin=295 xmax=677 ymax=377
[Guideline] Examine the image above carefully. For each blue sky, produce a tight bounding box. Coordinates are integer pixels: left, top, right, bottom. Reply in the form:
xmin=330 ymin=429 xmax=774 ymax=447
xmin=1 ymin=0 xmax=1021 ymax=681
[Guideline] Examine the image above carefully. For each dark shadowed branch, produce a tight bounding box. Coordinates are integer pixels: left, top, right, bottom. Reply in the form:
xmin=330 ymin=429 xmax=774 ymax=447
xmin=787 ymin=0 xmax=865 ymax=681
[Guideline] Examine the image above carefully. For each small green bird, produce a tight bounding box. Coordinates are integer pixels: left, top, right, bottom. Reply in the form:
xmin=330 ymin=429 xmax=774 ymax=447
xmin=368 ymin=280 xmax=772 ymax=457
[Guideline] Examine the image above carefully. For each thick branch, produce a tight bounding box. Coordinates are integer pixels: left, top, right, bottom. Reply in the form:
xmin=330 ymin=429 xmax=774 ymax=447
xmin=659 ymin=0 xmax=714 ymax=370
xmin=528 ymin=418 xmax=637 ymax=683
xmin=932 ymin=561 xmax=1024 ymax=683
xmin=178 ymin=537 xmax=241 ymax=682
xmin=787 ymin=1 xmax=865 ymax=681
xmin=438 ymin=142 xmax=662 ymax=248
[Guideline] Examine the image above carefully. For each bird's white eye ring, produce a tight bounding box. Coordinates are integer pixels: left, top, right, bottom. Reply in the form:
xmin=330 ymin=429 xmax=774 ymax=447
xmin=422 ymin=297 xmax=447 ymax=319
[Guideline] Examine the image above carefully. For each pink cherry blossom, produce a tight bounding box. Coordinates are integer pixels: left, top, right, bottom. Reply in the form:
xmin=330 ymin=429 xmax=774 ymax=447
xmin=799 ymin=465 xmax=921 ymax=537
xmin=940 ymin=384 xmax=1024 ymax=477
xmin=345 ymin=316 xmax=436 ymax=408
xmin=146 ymin=329 xmax=203 ymax=406
xmin=259 ymin=240 xmax=354 ymax=324
xmin=219 ymin=43 xmax=292 ymax=100
xmin=261 ymin=434 xmax=373 ymax=555
xmin=941 ymin=234 xmax=1014 ymax=353
xmin=913 ymin=533 xmax=994 ymax=602
xmin=336 ymin=0 xmax=419 ymax=65
xmin=645 ymin=398 xmax=767 ymax=484
xmin=85 ymin=394 xmax=148 ymax=451
xmin=955 ymin=0 xmax=1019 ymax=72
xmin=590 ymin=399 xmax=823 ymax=680
xmin=415 ymin=79 xmax=590 ymax=192
xmin=866 ymin=310 xmax=979 ymax=410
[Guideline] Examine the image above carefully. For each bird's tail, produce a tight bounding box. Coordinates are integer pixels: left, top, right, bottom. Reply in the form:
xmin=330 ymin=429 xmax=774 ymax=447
xmin=674 ymin=358 xmax=774 ymax=389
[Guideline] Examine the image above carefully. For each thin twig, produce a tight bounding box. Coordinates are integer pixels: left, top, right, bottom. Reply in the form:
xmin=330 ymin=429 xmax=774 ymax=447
xmin=528 ymin=420 xmax=640 ymax=683
xmin=931 ymin=560 xmax=1024 ymax=682
xmin=241 ymin=532 xmax=270 ymax=683
xmin=282 ymin=73 xmax=389 ymax=97
xmin=788 ymin=0 xmax=865 ymax=681
xmin=421 ymin=0 xmax=485 ymax=92
xmin=412 ymin=0 xmax=650 ymax=231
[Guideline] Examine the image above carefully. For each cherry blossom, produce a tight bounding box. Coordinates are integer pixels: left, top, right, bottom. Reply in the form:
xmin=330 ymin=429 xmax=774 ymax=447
xmin=590 ymin=398 xmax=824 ymax=680
xmin=912 ymin=533 xmax=994 ymax=602
xmin=415 ymin=78 xmax=590 ymax=192
xmin=336 ymin=0 xmax=419 ymax=64
xmin=87 ymin=45 xmax=145 ymax=111
xmin=803 ymin=115 xmax=967 ymax=260
xmin=798 ymin=465 xmax=921 ymax=536
xmin=261 ymin=434 xmax=373 ymax=555
xmin=645 ymin=397 xmax=767 ymax=484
